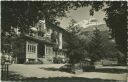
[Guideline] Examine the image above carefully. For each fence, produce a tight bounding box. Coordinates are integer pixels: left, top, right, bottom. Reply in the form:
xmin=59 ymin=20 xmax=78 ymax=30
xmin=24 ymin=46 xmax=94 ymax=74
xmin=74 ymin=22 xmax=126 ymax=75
xmin=1 ymin=63 xmax=10 ymax=80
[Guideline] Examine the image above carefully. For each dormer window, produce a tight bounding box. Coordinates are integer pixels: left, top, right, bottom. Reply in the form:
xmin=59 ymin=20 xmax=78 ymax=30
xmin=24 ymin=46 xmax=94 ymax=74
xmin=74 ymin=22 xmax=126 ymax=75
xmin=38 ymin=24 xmax=42 ymax=31
xmin=36 ymin=20 xmax=46 ymax=31
xmin=39 ymin=20 xmax=46 ymax=30
xmin=35 ymin=20 xmax=46 ymax=37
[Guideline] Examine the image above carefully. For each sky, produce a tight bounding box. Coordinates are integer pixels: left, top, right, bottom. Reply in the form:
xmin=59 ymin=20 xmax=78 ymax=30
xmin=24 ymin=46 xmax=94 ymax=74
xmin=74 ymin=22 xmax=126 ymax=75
xmin=59 ymin=6 xmax=106 ymax=28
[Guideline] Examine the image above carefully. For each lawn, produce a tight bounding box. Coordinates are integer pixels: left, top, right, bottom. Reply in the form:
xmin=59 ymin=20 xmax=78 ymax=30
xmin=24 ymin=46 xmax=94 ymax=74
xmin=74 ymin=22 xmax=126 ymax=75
xmin=3 ymin=64 xmax=127 ymax=82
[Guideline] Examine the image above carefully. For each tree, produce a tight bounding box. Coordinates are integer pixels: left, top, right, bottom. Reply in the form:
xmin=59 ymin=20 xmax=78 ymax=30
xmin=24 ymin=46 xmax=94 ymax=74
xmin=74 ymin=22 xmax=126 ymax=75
xmin=1 ymin=27 xmax=18 ymax=54
xmin=66 ymin=20 xmax=122 ymax=65
xmin=1 ymin=1 xmax=69 ymax=33
xmin=88 ymin=1 xmax=127 ymax=65
xmin=66 ymin=19 xmax=88 ymax=64
xmin=1 ymin=1 xmax=103 ymax=34
xmin=77 ymin=25 xmax=122 ymax=64
xmin=87 ymin=28 xmax=105 ymax=64
xmin=104 ymin=2 xmax=127 ymax=65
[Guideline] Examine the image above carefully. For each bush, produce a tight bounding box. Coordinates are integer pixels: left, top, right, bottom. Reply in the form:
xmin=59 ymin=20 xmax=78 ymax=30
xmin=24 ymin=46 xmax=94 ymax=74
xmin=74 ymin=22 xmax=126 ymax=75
xmin=1 ymin=55 xmax=6 ymax=64
xmin=59 ymin=64 xmax=74 ymax=73
xmin=81 ymin=61 xmax=95 ymax=72
xmin=82 ymin=65 xmax=95 ymax=72
xmin=53 ymin=57 xmax=66 ymax=64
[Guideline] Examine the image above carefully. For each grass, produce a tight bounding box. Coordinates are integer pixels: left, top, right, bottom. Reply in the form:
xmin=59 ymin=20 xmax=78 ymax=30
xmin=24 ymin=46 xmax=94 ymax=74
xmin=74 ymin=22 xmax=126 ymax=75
xmin=3 ymin=73 xmax=126 ymax=82
xmin=2 ymin=68 xmax=126 ymax=82
xmin=2 ymin=64 xmax=127 ymax=81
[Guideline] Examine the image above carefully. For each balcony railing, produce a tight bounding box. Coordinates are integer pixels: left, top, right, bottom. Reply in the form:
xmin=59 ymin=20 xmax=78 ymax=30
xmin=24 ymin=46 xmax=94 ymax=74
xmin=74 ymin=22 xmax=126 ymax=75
xmin=24 ymin=30 xmax=60 ymax=46
xmin=25 ymin=33 xmax=53 ymax=43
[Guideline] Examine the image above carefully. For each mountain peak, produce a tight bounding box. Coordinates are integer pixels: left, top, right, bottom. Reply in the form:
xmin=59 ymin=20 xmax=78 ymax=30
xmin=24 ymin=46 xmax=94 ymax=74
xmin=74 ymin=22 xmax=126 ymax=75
xmin=75 ymin=19 xmax=109 ymax=31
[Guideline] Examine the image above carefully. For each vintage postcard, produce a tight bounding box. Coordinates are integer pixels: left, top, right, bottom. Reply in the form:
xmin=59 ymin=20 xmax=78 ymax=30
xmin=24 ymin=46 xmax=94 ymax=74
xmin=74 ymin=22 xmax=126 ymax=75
xmin=0 ymin=0 xmax=127 ymax=82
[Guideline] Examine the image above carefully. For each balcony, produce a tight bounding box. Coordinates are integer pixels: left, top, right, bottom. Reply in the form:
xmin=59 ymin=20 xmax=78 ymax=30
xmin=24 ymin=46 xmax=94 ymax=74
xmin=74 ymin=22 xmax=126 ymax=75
xmin=24 ymin=32 xmax=54 ymax=44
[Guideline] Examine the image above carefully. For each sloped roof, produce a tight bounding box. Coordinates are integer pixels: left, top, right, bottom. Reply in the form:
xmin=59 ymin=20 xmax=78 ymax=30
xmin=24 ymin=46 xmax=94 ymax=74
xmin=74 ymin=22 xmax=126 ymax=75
xmin=46 ymin=21 xmax=67 ymax=33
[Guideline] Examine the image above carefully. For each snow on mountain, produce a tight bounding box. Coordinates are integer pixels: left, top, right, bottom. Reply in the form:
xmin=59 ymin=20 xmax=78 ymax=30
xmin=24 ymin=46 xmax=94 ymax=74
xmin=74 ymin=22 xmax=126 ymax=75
xmin=75 ymin=18 xmax=109 ymax=31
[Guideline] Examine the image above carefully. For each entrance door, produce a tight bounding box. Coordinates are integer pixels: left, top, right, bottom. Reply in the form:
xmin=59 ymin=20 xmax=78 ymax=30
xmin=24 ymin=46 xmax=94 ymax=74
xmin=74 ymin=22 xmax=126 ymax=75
xmin=38 ymin=43 xmax=45 ymax=58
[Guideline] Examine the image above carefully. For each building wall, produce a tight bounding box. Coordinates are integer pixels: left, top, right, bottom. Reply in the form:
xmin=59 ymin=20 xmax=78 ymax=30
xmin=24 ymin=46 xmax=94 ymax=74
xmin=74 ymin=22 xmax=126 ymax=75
xmin=59 ymin=32 xmax=62 ymax=49
xmin=44 ymin=44 xmax=55 ymax=63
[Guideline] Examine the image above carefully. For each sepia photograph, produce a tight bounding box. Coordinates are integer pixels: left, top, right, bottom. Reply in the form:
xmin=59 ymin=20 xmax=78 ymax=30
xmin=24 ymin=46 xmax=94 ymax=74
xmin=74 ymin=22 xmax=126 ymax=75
xmin=0 ymin=1 xmax=127 ymax=82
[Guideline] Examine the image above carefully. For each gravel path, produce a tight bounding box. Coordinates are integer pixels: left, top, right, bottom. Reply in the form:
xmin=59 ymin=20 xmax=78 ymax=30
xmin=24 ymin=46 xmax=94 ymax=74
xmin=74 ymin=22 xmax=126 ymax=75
xmin=9 ymin=64 xmax=127 ymax=81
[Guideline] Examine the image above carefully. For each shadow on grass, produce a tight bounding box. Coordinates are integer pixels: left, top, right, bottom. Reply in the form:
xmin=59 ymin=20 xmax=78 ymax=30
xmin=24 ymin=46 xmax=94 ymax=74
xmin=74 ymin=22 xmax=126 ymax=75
xmin=94 ymin=68 xmax=128 ymax=74
xmin=1 ymin=71 xmax=24 ymax=81
xmin=7 ymin=76 xmax=125 ymax=82
xmin=40 ymin=67 xmax=60 ymax=71
xmin=2 ymin=70 xmax=126 ymax=82
xmin=40 ymin=67 xmax=74 ymax=74
xmin=39 ymin=66 xmax=128 ymax=74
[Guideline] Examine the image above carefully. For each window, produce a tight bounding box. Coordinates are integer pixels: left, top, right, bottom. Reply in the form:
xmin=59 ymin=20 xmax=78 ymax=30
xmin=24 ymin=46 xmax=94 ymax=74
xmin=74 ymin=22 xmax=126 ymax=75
xmin=30 ymin=45 xmax=31 ymax=52
xmin=28 ymin=45 xmax=30 ymax=52
xmin=27 ymin=44 xmax=36 ymax=53
xmin=33 ymin=46 xmax=35 ymax=52
xmin=41 ymin=23 xmax=44 ymax=29
xmin=46 ymin=46 xmax=53 ymax=55
xmin=46 ymin=47 xmax=48 ymax=54
xmin=39 ymin=20 xmax=45 ymax=29
xmin=38 ymin=23 xmax=42 ymax=31
xmin=38 ymin=22 xmax=45 ymax=31
xmin=31 ymin=45 xmax=33 ymax=52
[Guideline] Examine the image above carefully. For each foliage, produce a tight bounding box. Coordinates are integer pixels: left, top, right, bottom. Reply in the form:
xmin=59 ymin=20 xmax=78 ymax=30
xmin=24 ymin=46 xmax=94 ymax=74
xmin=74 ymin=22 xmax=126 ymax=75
xmin=66 ymin=19 xmax=88 ymax=64
xmin=84 ymin=28 xmax=122 ymax=64
xmin=87 ymin=28 xmax=106 ymax=64
xmin=67 ymin=1 xmax=127 ymax=65
xmin=1 ymin=29 xmax=25 ymax=58
xmin=1 ymin=1 xmax=104 ymax=33
xmin=104 ymin=2 xmax=127 ymax=65
xmin=63 ymin=19 xmax=120 ymax=65
xmin=89 ymin=1 xmax=127 ymax=65
xmin=1 ymin=27 xmax=18 ymax=54
xmin=1 ymin=1 xmax=86 ymax=33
